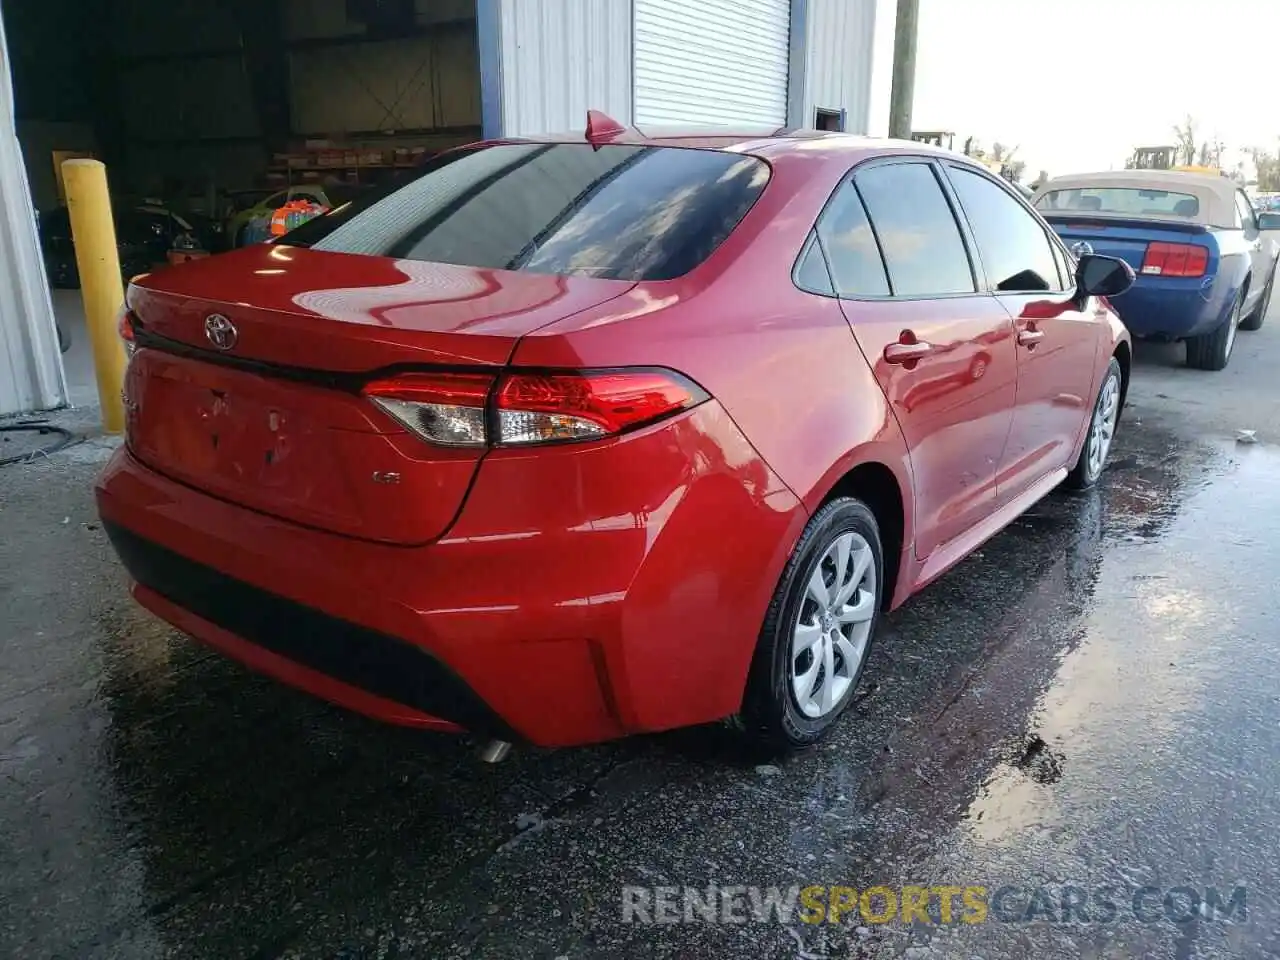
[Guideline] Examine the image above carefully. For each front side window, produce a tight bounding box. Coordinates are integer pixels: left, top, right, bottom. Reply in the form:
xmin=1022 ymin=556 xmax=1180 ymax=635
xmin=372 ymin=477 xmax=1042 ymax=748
xmin=1052 ymin=241 xmax=1077 ymax=291
xmin=854 ymin=162 xmax=975 ymax=297
xmin=948 ymin=166 xmax=1062 ymax=293
xmin=1235 ymin=192 xmax=1256 ymax=231
xmin=283 ymin=143 xmax=771 ymax=282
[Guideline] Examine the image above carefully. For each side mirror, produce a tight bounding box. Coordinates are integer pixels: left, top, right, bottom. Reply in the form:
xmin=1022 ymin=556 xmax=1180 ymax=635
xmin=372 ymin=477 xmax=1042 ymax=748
xmin=1258 ymin=212 xmax=1280 ymax=231
xmin=1077 ymin=254 xmax=1134 ymax=298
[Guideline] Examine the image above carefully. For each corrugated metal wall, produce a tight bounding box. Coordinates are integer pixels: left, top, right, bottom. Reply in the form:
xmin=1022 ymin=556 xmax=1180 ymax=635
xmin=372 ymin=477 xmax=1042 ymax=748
xmin=285 ymin=0 xmax=480 ymax=138
xmin=110 ymin=0 xmax=265 ymax=195
xmin=0 ymin=10 xmax=65 ymax=415
xmin=799 ymin=0 xmax=878 ymax=134
xmin=290 ymin=35 xmax=480 ymax=135
xmin=495 ymin=0 xmax=632 ymax=137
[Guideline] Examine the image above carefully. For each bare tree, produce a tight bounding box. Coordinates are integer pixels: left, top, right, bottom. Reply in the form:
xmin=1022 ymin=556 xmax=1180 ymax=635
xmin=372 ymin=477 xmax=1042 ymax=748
xmin=1197 ymin=137 xmax=1224 ymax=168
xmin=1250 ymin=144 xmax=1280 ymax=192
xmin=1173 ymin=116 xmax=1199 ymax=167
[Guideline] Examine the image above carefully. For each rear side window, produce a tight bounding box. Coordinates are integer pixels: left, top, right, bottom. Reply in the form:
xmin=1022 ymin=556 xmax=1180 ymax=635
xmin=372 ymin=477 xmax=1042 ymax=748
xmin=795 ymin=233 xmax=836 ymax=295
xmin=854 ymin=162 xmax=975 ymax=296
xmin=814 ymin=182 xmax=890 ymax=296
xmin=283 ymin=143 xmax=771 ymax=281
xmin=947 ymin=166 xmax=1062 ymax=293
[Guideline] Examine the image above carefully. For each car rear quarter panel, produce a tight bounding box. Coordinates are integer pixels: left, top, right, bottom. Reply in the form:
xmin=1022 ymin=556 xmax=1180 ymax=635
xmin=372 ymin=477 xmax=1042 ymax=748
xmin=513 ymin=149 xmax=917 ymax=601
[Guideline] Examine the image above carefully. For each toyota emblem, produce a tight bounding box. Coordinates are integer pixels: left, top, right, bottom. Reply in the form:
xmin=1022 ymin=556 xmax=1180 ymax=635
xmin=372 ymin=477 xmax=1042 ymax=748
xmin=204 ymin=314 xmax=237 ymax=351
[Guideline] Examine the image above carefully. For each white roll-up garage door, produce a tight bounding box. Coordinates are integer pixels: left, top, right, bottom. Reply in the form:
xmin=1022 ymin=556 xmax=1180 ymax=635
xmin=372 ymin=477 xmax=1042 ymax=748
xmin=633 ymin=0 xmax=791 ymax=126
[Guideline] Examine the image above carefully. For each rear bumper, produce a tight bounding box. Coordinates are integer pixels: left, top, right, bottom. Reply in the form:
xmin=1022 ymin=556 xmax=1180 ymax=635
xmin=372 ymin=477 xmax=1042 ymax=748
xmin=103 ymin=520 xmax=515 ymax=737
xmin=1111 ymin=276 xmax=1233 ymax=338
xmin=95 ymin=403 xmax=805 ymax=747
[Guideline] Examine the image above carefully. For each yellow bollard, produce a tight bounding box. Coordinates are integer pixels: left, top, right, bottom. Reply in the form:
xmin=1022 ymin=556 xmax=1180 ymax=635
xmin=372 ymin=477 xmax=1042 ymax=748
xmin=62 ymin=159 xmax=127 ymax=434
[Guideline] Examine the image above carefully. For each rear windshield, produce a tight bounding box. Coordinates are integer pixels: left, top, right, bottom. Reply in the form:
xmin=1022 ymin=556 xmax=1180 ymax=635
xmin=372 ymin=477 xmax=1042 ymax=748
xmin=282 ymin=143 xmax=771 ymax=281
xmin=1035 ymin=187 xmax=1201 ymax=219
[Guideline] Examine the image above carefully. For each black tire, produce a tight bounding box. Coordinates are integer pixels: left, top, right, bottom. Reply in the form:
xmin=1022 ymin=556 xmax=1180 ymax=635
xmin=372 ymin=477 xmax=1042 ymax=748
xmin=739 ymin=497 xmax=884 ymax=749
xmin=1186 ymin=290 xmax=1242 ymax=371
xmin=1241 ymin=265 xmax=1275 ymax=332
xmin=1065 ymin=357 xmax=1122 ymax=490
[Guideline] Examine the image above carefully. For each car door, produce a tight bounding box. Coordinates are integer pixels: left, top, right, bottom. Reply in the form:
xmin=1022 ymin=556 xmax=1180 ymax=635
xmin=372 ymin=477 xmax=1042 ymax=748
xmin=942 ymin=163 xmax=1102 ymax=505
xmin=1235 ymin=190 xmax=1269 ymax=309
xmin=807 ymin=158 xmax=1017 ymax=560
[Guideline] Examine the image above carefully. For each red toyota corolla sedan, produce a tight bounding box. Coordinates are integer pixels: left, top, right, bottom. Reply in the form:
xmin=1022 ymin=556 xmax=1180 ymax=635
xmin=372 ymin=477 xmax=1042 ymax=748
xmin=96 ymin=122 xmax=1134 ymax=750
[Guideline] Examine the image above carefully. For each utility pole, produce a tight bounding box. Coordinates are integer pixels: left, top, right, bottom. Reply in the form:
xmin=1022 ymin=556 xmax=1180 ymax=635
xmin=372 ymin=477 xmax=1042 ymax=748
xmin=888 ymin=0 xmax=919 ymax=140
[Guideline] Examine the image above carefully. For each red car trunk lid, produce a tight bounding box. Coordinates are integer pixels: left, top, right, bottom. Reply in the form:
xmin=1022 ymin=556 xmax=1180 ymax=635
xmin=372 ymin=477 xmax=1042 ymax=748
xmin=123 ymin=246 xmax=634 ymax=544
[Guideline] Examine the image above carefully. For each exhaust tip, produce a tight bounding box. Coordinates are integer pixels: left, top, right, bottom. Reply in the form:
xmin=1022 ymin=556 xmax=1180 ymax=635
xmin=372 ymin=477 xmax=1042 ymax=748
xmin=478 ymin=740 xmax=513 ymax=763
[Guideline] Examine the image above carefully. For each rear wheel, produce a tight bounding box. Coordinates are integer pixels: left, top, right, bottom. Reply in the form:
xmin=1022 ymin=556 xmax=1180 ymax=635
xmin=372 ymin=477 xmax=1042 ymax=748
xmin=739 ymin=498 xmax=883 ymax=748
xmin=1186 ymin=290 xmax=1242 ymax=371
xmin=1241 ymin=266 xmax=1275 ymax=331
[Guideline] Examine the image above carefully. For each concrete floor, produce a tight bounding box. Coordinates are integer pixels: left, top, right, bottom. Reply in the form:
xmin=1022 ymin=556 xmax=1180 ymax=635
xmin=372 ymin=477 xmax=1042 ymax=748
xmin=51 ymin=288 xmax=100 ymax=411
xmin=5 ymin=298 xmax=1280 ymax=958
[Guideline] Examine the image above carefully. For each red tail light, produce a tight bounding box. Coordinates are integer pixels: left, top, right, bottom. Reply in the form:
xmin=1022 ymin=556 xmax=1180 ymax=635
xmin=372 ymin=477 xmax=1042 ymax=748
xmin=1141 ymin=242 xmax=1208 ymax=278
xmin=496 ymin=370 xmax=706 ymax=444
xmin=363 ymin=372 xmax=494 ymax=447
xmin=118 ymin=309 xmax=137 ymax=357
xmin=362 ymin=368 xmax=707 ymax=447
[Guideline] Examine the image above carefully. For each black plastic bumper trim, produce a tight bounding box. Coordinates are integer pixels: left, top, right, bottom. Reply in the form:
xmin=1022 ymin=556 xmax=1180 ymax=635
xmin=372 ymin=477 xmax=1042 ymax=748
xmin=103 ymin=520 xmax=517 ymax=739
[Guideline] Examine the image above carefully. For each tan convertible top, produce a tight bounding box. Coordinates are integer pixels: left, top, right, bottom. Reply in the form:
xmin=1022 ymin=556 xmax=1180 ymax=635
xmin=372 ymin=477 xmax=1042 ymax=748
xmin=1032 ymin=169 xmax=1240 ymax=229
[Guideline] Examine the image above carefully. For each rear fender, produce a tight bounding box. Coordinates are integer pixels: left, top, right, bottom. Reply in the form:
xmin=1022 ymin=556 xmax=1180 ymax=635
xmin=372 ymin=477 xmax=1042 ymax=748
xmin=802 ymin=434 xmax=917 ymax=610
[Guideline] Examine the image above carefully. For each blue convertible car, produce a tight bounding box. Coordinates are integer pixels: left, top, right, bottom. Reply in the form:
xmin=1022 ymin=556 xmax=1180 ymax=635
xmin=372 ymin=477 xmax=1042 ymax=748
xmin=1033 ymin=170 xmax=1280 ymax=370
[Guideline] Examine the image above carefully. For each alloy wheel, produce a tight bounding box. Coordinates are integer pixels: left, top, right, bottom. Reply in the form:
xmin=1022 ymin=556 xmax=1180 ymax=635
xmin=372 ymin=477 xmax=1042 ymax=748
xmin=790 ymin=531 xmax=877 ymax=719
xmin=1087 ymin=372 xmax=1121 ymax=480
xmin=1225 ymin=297 xmax=1240 ymax=358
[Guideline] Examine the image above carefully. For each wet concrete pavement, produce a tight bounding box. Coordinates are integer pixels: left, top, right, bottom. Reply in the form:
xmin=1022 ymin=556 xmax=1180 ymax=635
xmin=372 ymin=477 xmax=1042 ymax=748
xmin=5 ymin=308 xmax=1280 ymax=959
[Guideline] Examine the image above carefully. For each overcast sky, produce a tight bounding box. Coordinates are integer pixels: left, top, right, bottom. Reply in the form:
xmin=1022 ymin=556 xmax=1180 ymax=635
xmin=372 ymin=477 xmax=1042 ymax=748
xmin=912 ymin=0 xmax=1280 ymax=177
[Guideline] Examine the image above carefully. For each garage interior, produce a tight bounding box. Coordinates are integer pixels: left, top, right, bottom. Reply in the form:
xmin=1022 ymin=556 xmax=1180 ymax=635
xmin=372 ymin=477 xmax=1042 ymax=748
xmin=5 ymin=0 xmax=483 ymax=403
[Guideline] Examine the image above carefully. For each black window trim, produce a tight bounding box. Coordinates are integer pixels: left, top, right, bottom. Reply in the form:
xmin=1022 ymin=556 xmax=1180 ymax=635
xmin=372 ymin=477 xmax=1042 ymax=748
xmin=791 ymin=153 xmax=993 ymax=303
xmin=941 ymin=159 xmax=1079 ymax=296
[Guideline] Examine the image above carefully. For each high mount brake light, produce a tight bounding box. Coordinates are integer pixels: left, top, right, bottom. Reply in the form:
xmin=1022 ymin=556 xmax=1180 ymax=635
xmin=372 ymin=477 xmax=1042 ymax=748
xmin=362 ymin=369 xmax=707 ymax=448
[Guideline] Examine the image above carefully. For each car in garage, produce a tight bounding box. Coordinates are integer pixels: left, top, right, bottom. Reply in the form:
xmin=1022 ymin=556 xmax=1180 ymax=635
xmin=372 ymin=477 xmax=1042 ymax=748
xmin=1033 ymin=170 xmax=1280 ymax=370
xmin=39 ymin=200 xmax=214 ymax=289
xmin=226 ymin=184 xmax=332 ymax=247
xmin=96 ymin=125 xmax=1134 ymax=751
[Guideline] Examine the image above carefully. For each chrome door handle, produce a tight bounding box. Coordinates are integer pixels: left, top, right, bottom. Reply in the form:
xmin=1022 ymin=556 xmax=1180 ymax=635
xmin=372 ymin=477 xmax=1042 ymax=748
xmin=884 ymin=341 xmax=934 ymax=364
xmin=1018 ymin=329 xmax=1045 ymax=347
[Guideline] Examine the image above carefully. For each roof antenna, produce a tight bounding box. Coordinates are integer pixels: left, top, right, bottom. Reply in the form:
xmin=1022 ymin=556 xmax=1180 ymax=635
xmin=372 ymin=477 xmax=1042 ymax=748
xmin=585 ymin=109 xmax=626 ymax=145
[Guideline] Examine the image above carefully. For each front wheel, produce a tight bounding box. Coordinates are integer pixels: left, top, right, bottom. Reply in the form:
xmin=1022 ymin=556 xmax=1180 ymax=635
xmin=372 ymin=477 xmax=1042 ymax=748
xmin=739 ymin=498 xmax=883 ymax=748
xmin=1065 ymin=357 xmax=1122 ymax=490
xmin=1185 ymin=291 xmax=1242 ymax=371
